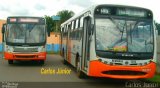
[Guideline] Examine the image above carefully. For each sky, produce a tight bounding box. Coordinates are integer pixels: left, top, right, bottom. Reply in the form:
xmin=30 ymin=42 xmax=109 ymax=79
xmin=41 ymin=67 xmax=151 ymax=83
xmin=0 ymin=0 xmax=160 ymax=23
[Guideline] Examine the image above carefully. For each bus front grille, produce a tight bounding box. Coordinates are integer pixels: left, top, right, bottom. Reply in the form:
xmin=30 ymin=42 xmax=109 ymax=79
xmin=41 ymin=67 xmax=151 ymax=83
xmin=102 ymin=70 xmax=146 ymax=75
xmin=14 ymin=55 xmax=37 ymax=59
xmin=13 ymin=47 xmax=38 ymax=52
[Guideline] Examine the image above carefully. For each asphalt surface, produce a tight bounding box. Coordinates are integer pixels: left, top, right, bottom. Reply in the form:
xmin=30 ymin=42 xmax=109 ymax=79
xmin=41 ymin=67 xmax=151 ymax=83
xmin=0 ymin=54 xmax=159 ymax=88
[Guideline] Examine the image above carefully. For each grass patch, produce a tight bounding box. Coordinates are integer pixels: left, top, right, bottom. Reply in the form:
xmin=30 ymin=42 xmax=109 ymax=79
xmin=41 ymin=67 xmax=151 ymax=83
xmin=47 ymin=51 xmax=60 ymax=54
xmin=146 ymin=74 xmax=160 ymax=83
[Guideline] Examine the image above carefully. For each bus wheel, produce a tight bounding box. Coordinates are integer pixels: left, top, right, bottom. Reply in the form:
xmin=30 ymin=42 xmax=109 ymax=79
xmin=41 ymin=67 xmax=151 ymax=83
xmin=39 ymin=60 xmax=44 ymax=65
xmin=63 ymin=59 xmax=67 ymax=65
xmin=62 ymin=50 xmax=67 ymax=65
xmin=76 ymin=58 xmax=85 ymax=78
xmin=8 ymin=60 xmax=13 ymax=64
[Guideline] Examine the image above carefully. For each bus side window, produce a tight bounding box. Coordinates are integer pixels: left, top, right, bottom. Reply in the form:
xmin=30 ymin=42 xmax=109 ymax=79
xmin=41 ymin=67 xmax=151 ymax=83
xmin=71 ymin=21 xmax=74 ymax=40
xmin=77 ymin=18 xmax=81 ymax=40
xmin=75 ymin=19 xmax=79 ymax=40
xmin=80 ymin=17 xmax=83 ymax=27
xmin=65 ymin=25 xmax=68 ymax=38
xmin=61 ymin=27 xmax=64 ymax=37
xmin=68 ymin=24 xmax=71 ymax=39
xmin=79 ymin=17 xmax=84 ymax=40
xmin=66 ymin=25 xmax=68 ymax=38
xmin=72 ymin=20 xmax=76 ymax=40
xmin=75 ymin=19 xmax=79 ymax=29
xmin=64 ymin=25 xmax=66 ymax=38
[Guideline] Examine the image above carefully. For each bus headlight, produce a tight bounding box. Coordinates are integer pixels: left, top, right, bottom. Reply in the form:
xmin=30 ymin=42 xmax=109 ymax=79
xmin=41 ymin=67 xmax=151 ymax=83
xmin=38 ymin=46 xmax=46 ymax=52
xmin=104 ymin=61 xmax=108 ymax=64
xmin=139 ymin=63 xmax=143 ymax=66
xmin=5 ymin=45 xmax=14 ymax=52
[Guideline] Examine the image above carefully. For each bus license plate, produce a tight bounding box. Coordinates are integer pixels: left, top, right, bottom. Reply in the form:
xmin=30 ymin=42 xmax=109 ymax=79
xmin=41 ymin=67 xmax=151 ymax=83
xmin=131 ymin=60 xmax=137 ymax=64
xmin=112 ymin=59 xmax=123 ymax=63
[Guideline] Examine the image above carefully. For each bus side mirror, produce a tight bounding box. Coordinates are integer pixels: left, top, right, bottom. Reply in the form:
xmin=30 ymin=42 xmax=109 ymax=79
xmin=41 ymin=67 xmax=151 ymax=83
xmin=91 ymin=24 xmax=94 ymax=35
xmin=86 ymin=17 xmax=94 ymax=36
xmin=2 ymin=24 xmax=6 ymax=34
xmin=47 ymin=25 xmax=51 ymax=37
xmin=88 ymin=24 xmax=94 ymax=35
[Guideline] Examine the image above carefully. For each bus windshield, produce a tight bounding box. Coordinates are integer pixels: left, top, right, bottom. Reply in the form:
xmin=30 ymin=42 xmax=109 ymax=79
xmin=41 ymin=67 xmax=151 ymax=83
xmin=95 ymin=18 xmax=153 ymax=53
xmin=6 ymin=24 xmax=46 ymax=44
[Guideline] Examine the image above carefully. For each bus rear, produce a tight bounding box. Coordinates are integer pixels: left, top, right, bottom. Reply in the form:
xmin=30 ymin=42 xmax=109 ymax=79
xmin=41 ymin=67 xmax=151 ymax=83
xmin=3 ymin=17 xmax=47 ymax=65
xmin=88 ymin=5 xmax=156 ymax=79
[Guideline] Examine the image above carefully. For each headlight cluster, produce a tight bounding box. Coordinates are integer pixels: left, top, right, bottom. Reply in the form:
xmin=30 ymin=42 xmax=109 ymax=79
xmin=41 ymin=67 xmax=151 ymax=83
xmin=5 ymin=45 xmax=14 ymax=52
xmin=38 ymin=46 xmax=46 ymax=52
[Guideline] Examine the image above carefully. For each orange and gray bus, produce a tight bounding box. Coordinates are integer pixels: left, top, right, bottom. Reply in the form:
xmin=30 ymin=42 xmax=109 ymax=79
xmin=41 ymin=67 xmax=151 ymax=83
xmin=60 ymin=4 xmax=157 ymax=79
xmin=2 ymin=16 xmax=49 ymax=65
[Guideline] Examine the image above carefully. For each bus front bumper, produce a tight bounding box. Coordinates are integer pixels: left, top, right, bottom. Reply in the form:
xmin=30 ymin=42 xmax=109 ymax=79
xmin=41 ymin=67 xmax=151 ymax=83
xmin=4 ymin=52 xmax=46 ymax=60
xmin=88 ymin=60 xmax=156 ymax=79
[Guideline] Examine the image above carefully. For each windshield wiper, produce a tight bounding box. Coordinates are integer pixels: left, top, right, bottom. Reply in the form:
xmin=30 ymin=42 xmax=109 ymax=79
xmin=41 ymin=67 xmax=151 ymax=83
xmin=27 ymin=24 xmax=36 ymax=32
xmin=129 ymin=21 xmax=140 ymax=44
xmin=129 ymin=24 xmax=132 ymax=44
xmin=121 ymin=21 xmax=126 ymax=41
xmin=108 ymin=17 xmax=126 ymax=41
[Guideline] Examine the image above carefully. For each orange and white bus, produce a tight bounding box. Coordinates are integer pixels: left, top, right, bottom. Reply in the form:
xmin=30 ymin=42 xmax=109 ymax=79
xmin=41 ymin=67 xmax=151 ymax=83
xmin=60 ymin=4 xmax=157 ymax=79
xmin=2 ymin=16 xmax=49 ymax=65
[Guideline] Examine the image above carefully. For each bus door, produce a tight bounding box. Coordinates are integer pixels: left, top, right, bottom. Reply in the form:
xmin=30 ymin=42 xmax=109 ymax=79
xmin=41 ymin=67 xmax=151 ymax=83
xmin=81 ymin=17 xmax=91 ymax=71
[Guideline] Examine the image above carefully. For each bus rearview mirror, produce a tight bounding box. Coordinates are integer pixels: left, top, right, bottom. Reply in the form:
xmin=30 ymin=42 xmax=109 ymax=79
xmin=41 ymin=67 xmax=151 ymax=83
xmin=47 ymin=25 xmax=51 ymax=37
xmin=48 ymin=31 xmax=50 ymax=37
xmin=2 ymin=24 xmax=6 ymax=34
xmin=88 ymin=24 xmax=94 ymax=35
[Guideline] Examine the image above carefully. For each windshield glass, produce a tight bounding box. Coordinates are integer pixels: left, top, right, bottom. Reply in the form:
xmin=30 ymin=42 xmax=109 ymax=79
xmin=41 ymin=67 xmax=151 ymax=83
xmin=95 ymin=18 xmax=153 ymax=53
xmin=6 ymin=24 xmax=46 ymax=44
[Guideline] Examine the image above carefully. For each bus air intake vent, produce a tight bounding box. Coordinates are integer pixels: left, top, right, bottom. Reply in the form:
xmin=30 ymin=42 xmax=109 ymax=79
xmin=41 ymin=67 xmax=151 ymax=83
xmin=15 ymin=55 xmax=37 ymax=59
xmin=13 ymin=47 xmax=38 ymax=52
xmin=102 ymin=70 xmax=146 ymax=75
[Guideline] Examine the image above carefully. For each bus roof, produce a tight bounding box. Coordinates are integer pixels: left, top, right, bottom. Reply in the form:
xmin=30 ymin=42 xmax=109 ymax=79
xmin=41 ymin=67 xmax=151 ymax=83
xmin=61 ymin=4 xmax=153 ymax=27
xmin=7 ymin=16 xmax=44 ymax=19
xmin=7 ymin=16 xmax=45 ymax=24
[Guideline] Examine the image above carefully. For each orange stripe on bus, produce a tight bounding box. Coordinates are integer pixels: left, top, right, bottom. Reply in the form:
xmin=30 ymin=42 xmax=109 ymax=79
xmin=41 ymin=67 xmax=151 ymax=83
xmin=89 ymin=60 xmax=156 ymax=79
xmin=4 ymin=52 xmax=46 ymax=60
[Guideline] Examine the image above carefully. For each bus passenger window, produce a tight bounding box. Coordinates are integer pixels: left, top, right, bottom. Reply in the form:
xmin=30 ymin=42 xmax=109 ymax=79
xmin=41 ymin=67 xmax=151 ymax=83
xmin=80 ymin=17 xmax=84 ymax=27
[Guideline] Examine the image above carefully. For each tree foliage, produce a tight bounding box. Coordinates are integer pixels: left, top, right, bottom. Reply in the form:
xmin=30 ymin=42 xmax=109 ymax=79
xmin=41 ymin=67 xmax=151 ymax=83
xmin=44 ymin=10 xmax=75 ymax=32
xmin=57 ymin=10 xmax=75 ymax=24
xmin=44 ymin=15 xmax=55 ymax=32
xmin=55 ymin=10 xmax=75 ymax=32
xmin=155 ymin=21 xmax=160 ymax=35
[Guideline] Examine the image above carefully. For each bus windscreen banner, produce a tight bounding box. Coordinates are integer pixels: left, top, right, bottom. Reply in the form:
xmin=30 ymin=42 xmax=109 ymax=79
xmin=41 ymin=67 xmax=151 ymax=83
xmin=95 ymin=6 xmax=152 ymax=18
xmin=7 ymin=17 xmax=45 ymax=24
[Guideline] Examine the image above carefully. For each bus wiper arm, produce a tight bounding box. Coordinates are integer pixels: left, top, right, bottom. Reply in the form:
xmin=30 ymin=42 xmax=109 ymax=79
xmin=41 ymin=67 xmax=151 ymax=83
xmin=109 ymin=17 xmax=126 ymax=41
xmin=108 ymin=17 xmax=121 ymax=31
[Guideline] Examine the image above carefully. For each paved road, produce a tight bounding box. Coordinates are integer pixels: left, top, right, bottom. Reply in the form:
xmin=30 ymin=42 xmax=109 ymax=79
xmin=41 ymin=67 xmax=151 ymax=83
xmin=0 ymin=54 xmax=159 ymax=88
xmin=0 ymin=55 xmax=83 ymax=82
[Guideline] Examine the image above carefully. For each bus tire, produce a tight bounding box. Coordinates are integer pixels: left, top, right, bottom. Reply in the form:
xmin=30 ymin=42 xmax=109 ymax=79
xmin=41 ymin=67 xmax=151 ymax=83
xmin=39 ymin=60 xmax=44 ymax=65
xmin=8 ymin=60 xmax=13 ymax=64
xmin=76 ymin=57 xmax=85 ymax=79
xmin=63 ymin=59 xmax=67 ymax=65
xmin=62 ymin=49 xmax=67 ymax=65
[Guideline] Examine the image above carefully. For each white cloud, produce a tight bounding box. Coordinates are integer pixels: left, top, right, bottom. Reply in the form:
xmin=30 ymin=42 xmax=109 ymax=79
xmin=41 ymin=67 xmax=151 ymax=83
xmin=67 ymin=0 xmax=93 ymax=7
xmin=34 ymin=4 xmax=46 ymax=11
xmin=0 ymin=0 xmax=159 ymax=22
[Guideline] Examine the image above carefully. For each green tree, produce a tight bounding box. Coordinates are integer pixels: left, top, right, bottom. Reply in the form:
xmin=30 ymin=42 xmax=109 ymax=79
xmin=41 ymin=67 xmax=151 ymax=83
xmin=57 ymin=10 xmax=75 ymax=23
xmin=44 ymin=10 xmax=74 ymax=32
xmin=44 ymin=15 xmax=55 ymax=32
xmin=56 ymin=10 xmax=75 ymax=31
xmin=155 ymin=21 xmax=160 ymax=35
